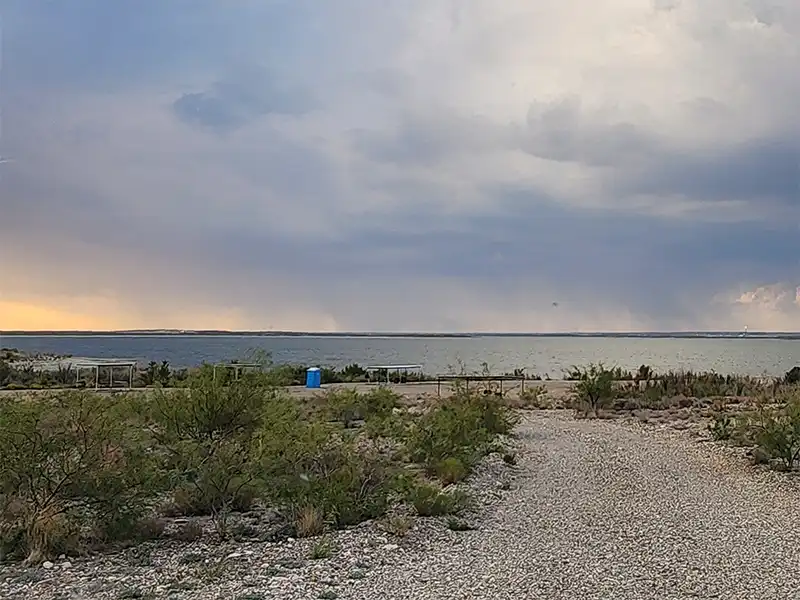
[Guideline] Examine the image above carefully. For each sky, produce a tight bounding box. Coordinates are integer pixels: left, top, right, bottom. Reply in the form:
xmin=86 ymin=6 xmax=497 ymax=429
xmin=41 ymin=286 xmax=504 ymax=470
xmin=1 ymin=0 xmax=800 ymax=332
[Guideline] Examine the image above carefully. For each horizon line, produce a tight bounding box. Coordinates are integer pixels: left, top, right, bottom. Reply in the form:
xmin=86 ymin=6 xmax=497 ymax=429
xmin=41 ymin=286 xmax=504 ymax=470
xmin=0 ymin=329 xmax=794 ymax=336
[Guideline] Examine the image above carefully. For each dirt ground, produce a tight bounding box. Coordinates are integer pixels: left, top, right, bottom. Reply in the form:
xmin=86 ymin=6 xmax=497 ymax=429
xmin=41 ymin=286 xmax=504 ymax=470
xmin=286 ymin=379 xmax=574 ymax=401
xmin=0 ymin=379 xmax=575 ymax=401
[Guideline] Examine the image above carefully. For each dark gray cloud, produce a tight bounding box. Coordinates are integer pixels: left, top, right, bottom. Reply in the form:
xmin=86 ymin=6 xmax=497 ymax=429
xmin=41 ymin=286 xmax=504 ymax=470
xmin=623 ymin=137 xmax=800 ymax=206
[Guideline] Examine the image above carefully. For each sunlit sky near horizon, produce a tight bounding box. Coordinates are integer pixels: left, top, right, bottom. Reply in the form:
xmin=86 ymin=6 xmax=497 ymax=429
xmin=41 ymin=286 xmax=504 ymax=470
xmin=2 ymin=1 xmax=800 ymax=332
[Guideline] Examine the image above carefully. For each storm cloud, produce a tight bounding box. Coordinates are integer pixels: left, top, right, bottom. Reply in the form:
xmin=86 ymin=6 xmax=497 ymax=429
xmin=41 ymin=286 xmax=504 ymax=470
xmin=2 ymin=0 xmax=800 ymax=331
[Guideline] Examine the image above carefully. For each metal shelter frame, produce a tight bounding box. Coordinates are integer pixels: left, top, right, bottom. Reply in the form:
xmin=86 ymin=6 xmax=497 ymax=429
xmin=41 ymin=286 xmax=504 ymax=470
xmin=71 ymin=358 xmax=138 ymax=389
xmin=434 ymin=374 xmax=526 ymax=397
xmin=212 ymin=362 xmax=262 ymax=382
xmin=365 ymin=364 xmax=423 ymax=386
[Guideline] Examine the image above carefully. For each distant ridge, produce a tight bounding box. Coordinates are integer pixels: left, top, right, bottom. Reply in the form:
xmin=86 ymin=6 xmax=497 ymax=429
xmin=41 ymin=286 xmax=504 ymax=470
xmin=3 ymin=330 xmax=800 ymax=339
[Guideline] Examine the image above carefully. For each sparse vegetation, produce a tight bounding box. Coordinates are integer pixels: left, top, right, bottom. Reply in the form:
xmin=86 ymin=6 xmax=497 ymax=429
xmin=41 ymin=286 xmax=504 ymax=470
xmin=742 ymin=395 xmax=800 ymax=471
xmin=0 ymin=361 xmax=517 ymax=564
xmin=408 ymin=483 xmax=472 ymax=517
xmin=309 ymin=536 xmax=335 ymax=560
xmin=8 ymin=342 xmax=800 ymax=570
xmin=382 ymin=514 xmax=413 ymax=537
xmin=708 ymin=413 xmax=735 ymax=441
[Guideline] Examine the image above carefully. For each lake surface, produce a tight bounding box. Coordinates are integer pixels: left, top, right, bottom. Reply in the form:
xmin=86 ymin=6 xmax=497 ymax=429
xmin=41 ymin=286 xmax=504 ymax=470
xmin=2 ymin=334 xmax=800 ymax=377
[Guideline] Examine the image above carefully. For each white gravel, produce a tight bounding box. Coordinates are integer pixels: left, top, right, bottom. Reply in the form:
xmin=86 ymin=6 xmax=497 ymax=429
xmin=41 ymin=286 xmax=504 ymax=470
xmin=347 ymin=412 xmax=800 ymax=600
xmin=5 ymin=411 xmax=800 ymax=599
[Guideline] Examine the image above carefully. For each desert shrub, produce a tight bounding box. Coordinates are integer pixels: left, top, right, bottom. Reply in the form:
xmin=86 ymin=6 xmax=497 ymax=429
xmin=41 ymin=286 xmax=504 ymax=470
xmin=0 ymin=392 xmax=158 ymax=563
xmin=320 ymin=367 xmax=342 ymax=384
xmin=406 ymin=392 xmax=518 ymax=480
xmin=309 ymin=536 xmax=335 ymax=559
xmin=148 ymin=378 xmax=269 ymax=537
xmin=322 ymin=388 xmax=363 ymax=427
xmin=257 ymin=396 xmax=399 ymax=528
xmin=432 ymin=457 xmax=468 ymax=485
xmin=362 ymin=409 xmax=411 ymax=441
xmin=406 ymin=400 xmax=488 ymax=474
xmin=746 ymin=399 xmax=800 ymax=470
xmin=0 ymin=363 xmax=36 ymax=389
xmin=339 ymin=363 xmax=367 ymax=382
xmin=565 ymin=364 xmax=632 ymax=381
xmin=513 ymin=385 xmax=549 ymax=409
xmin=570 ymin=363 xmax=615 ymax=416
xmin=408 ymin=483 xmax=472 ymax=517
xmin=468 ymin=392 xmax=519 ymax=435
xmin=266 ymin=435 xmax=398 ymax=528
xmin=382 ymin=514 xmax=413 ymax=537
xmin=321 ymin=388 xmax=400 ymax=428
xmin=707 ymin=413 xmax=734 ymax=441
xmin=648 ymin=370 xmax=768 ymax=399
xmin=262 ymin=364 xmax=307 ymax=387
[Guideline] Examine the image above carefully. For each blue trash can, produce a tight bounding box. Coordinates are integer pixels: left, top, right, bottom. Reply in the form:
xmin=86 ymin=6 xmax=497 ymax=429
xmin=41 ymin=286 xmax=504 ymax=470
xmin=306 ymin=367 xmax=321 ymax=388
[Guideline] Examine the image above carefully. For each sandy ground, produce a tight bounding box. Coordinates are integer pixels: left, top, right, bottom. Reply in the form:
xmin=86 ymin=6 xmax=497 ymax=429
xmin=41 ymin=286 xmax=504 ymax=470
xmin=287 ymin=379 xmax=573 ymax=400
xmin=0 ymin=379 xmax=576 ymax=401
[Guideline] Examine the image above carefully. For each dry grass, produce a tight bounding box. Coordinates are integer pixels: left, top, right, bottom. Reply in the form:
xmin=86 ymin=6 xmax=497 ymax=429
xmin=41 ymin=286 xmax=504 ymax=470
xmin=294 ymin=505 xmax=325 ymax=538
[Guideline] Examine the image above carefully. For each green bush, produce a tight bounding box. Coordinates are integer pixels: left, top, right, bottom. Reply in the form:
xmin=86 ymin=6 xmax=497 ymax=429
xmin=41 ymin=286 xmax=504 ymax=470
xmin=406 ymin=392 xmax=518 ymax=481
xmin=432 ymin=457 xmax=468 ymax=484
xmin=322 ymin=388 xmax=399 ymax=428
xmin=148 ymin=378 xmax=269 ymax=536
xmin=747 ymin=400 xmax=800 ymax=470
xmin=261 ymin=420 xmax=399 ymax=528
xmin=408 ymin=483 xmax=472 ymax=517
xmin=0 ymin=392 xmax=157 ymax=563
xmin=707 ymin=413 xmax=732 ymax=440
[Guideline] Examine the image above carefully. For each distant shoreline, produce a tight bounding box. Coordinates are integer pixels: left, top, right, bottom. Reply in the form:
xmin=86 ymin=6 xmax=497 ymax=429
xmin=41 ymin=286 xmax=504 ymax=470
xmin=2 ymin=330 xmax=800 ymax=340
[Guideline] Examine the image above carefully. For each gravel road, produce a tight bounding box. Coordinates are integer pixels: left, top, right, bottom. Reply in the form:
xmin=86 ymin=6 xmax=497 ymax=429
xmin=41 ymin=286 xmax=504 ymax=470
xmin=348 ymin=412 xmax=800 ymax=600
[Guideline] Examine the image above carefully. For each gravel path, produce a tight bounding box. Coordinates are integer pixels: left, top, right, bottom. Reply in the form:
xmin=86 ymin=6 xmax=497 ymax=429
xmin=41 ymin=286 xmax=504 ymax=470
xmin=348 ymin=412 xmax=800 ymax=600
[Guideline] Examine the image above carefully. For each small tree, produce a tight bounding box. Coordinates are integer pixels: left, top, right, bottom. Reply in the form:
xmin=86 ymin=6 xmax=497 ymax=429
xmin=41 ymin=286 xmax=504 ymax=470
xmin=571 ymin=363 xmax=615 ymax=417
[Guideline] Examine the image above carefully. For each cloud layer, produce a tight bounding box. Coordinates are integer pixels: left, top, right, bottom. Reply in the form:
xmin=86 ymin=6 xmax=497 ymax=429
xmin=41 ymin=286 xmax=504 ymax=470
xmin=2 ymin=0 xmax=800 ymax=331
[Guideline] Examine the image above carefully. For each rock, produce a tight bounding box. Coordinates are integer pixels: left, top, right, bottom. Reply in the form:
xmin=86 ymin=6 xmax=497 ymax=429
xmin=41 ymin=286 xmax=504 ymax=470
xmin=61 ymin=561 xmax=72 ymax=569
xmin=42 ymin=561 xmax=54 ymax=569
xmin=381 ymin=544 xmax=399 ymax=551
